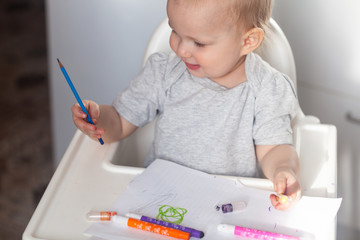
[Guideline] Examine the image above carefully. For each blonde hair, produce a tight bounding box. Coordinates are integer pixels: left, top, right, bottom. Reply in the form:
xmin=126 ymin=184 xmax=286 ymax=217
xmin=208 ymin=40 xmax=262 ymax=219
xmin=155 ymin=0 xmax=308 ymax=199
xmin=168 ymin=0 xmax=273 ymax=33
xmin=229 ymin=0 xmax=273 ymax=33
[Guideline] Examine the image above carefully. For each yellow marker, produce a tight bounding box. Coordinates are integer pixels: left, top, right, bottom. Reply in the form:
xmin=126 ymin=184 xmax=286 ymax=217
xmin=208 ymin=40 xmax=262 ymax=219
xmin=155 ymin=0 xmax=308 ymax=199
xmin=277 ymin=194 xmax=291 ymax=204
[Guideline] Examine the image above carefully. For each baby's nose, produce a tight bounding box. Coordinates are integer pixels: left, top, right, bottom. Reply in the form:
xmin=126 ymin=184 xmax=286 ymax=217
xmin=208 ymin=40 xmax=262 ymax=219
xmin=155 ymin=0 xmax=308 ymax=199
xmin=177 ymin=41 xmax=191 ymax=58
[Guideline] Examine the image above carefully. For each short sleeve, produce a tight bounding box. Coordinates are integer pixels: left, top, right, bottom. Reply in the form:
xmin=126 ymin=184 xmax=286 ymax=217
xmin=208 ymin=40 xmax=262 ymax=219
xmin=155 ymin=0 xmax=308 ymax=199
xmin=112 ymin=52 xmax=168 ymax=127
xmin=253 ymin=73 xmax=297 ymax=145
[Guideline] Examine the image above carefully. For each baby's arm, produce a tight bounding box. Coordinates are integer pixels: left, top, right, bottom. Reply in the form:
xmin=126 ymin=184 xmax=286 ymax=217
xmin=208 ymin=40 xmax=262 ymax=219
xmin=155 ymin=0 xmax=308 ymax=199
xmin=256 ymin=144 xmax=301 ymax=210
xmin=72 ymin=100 xmax=137 ymax=143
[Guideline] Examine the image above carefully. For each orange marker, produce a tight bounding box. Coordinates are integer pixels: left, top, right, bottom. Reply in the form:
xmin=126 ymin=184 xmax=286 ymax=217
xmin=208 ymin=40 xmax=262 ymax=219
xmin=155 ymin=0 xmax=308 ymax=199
xmin=87 ymin=211 xmax=117 ymax=221
xmin=114 ymin=215 xmax=190 ymax=240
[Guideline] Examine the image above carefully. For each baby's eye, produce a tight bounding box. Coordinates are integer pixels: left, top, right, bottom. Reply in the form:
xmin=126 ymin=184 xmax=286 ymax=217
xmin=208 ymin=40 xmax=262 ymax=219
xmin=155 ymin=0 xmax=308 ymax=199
xmin=194 ymin=41 xmax=206 ymax=47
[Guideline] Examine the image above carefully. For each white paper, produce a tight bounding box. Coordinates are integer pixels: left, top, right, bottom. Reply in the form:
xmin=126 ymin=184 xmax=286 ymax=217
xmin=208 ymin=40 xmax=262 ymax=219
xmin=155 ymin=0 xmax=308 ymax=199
xmin=86 ymin=159 xmax=342 ymax=240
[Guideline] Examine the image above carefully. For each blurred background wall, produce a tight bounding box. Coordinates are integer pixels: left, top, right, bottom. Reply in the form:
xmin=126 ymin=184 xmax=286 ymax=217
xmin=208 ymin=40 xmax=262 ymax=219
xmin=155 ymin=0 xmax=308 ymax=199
xmin=0 ymin=0 xmax=52 ymax=239
xmin=46 ymin=0 xmax=168 ymax=167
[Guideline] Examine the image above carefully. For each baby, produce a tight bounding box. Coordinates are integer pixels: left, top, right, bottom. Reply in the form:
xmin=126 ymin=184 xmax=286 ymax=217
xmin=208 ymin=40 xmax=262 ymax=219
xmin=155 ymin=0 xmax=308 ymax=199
xmin=72 ymin=0 xmax=301 ymax=210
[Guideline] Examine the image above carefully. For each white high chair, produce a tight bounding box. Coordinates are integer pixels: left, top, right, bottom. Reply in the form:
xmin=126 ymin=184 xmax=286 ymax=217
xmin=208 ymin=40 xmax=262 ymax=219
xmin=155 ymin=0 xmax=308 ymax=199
xmin=23 ymin=19 xmax=337 ymax=240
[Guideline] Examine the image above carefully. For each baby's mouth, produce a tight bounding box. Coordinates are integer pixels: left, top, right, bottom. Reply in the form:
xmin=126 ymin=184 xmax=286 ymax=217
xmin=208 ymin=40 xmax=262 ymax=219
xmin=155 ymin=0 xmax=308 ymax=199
xmin=185 ymin=62 xmax=200 ymax=70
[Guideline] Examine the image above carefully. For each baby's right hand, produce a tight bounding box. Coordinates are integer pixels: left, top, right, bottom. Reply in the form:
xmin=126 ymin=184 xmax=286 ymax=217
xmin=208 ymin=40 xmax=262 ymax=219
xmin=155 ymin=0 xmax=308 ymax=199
xmin=71 ymin=100 xmax=105 ymax=140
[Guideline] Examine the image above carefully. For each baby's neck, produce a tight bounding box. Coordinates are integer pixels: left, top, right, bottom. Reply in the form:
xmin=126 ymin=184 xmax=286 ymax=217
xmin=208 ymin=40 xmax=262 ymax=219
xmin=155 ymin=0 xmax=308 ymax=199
xmin=210 ymin=56 xmax=247 ymax=89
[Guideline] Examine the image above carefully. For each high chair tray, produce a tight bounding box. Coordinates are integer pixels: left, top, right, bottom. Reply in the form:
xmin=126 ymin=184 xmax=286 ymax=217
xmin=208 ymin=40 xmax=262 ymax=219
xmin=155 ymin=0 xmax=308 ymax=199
xmin=23 ymin=129 xmax=337 ymax=240
xmin=23 ymin=131 xmax=274 ymax=240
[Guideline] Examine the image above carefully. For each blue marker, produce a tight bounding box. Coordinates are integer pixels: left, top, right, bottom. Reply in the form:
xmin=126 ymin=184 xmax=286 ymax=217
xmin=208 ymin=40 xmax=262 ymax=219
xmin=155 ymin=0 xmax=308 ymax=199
xmin=57 ymin=58 xmax=104 ymax=145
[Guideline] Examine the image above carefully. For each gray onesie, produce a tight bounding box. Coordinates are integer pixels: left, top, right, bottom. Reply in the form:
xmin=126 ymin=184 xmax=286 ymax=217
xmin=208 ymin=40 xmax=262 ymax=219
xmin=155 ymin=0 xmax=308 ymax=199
xmin=113 ymin=52 xmax=297 ymax=177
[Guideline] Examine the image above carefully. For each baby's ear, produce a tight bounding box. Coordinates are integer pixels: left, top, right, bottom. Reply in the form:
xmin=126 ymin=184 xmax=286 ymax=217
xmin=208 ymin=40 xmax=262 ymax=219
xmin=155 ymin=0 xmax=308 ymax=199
xmin=241 ymin=28 xmax=264 ymax=55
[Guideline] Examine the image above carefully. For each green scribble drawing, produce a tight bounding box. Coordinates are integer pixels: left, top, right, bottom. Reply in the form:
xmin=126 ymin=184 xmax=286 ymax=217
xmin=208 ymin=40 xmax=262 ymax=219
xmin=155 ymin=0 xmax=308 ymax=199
xmin=156 ymin=205 xmax=188 ymax=224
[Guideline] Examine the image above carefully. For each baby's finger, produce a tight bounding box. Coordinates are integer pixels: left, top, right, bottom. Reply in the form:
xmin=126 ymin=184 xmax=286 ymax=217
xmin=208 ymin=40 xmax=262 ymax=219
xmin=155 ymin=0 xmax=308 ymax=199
xmin=72 ymin=104 xmax=87 ymax=118
xmin=89 ymin=127 xmax=105 ymax=140
xmin=274 ymin=176 xmax=287 ymax=195
xmin=270 ymin=194 xmax=279 ymax=206
xmin=270 ymin=193 xmax=291 ymax=210
xmin=73 ymin=117 xmax=96 ymax=132
xmin=83 ymin=100 xmax=100 ymax=120
xmin=288 ymin=185 xmax=302 ymax=202
xmin=93 ymin=126 xmax=105 ymax=136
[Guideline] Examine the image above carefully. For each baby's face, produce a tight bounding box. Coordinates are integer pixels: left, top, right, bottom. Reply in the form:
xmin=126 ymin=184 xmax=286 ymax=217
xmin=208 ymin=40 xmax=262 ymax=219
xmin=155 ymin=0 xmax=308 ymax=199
xmin=167 ymin=0 xmax=248 ymax=87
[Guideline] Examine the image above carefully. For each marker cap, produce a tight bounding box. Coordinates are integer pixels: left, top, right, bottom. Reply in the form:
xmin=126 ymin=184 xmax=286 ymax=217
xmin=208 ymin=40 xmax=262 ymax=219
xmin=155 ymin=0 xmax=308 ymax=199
xmin=125 ymin=213 xmax=142 ymax=220
xmin=113 ymin=215 xmax=130 ymax=226
xmin=216 ymin=201 xmax=247 ymax=213
xmin=86 ymin=211 xmax=117 ymax=221
xmin=277 ymin=194 xmax=292 ymax=204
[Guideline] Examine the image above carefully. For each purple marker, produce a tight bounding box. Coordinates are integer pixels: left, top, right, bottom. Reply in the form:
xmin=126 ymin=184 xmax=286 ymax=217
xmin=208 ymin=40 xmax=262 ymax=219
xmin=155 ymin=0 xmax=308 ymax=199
xmin=126 ymin=213 xmax=204 ymax=239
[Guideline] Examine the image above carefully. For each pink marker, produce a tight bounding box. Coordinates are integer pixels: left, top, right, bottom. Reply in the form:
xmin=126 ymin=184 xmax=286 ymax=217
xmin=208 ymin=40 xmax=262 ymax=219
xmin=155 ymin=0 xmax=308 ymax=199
xmin=217 ymin=224 xmax=300 ymax=240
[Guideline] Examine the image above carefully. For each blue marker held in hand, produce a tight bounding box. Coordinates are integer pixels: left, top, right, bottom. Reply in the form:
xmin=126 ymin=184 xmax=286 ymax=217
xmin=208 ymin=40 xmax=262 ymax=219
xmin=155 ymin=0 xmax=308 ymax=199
xmin=57 ymin=58 xmax=104 ymax=145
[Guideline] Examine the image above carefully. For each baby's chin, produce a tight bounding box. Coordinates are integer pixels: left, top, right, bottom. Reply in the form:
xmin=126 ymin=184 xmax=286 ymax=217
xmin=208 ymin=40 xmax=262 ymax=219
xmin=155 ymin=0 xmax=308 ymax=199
xmin=186 ymin=68 xmax=207 ymax=79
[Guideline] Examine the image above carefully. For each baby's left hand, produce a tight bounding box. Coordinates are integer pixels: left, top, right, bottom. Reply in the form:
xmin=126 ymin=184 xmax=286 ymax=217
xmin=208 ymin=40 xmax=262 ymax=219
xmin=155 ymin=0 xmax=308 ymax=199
xmin=270 ymin=167 xmax=301 ymax=211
